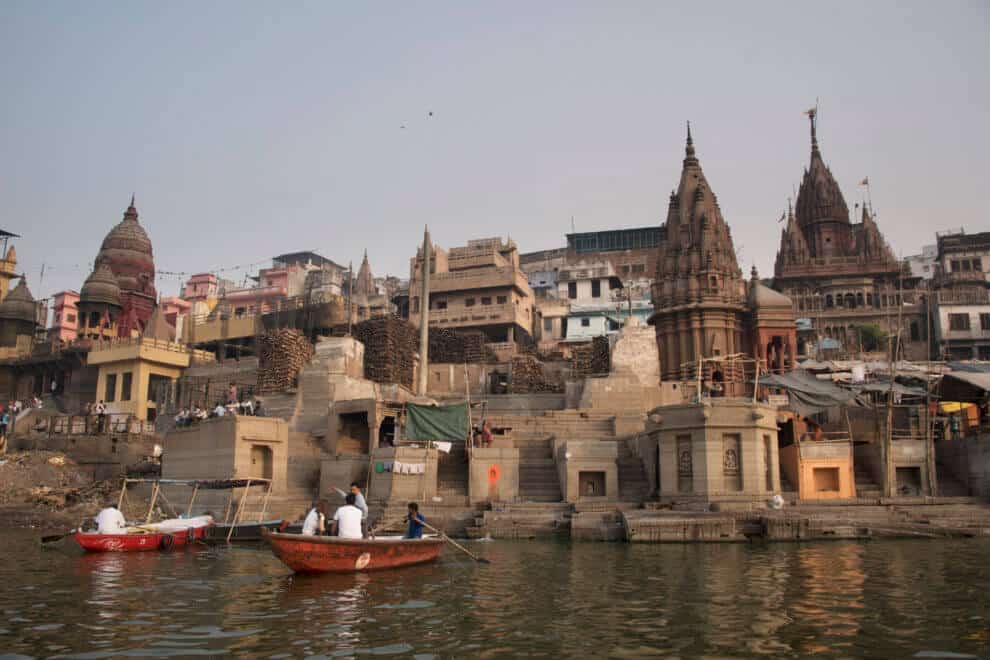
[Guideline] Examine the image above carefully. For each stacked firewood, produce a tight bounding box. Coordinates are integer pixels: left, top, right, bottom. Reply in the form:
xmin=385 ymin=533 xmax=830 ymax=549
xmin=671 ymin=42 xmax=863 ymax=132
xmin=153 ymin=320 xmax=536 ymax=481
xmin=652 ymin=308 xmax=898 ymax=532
xmin=509 ymin=355 xmax=563 ymax=393
xmin=428 ymin=327 xmax=465 ymax=363
xmin=570 ymin=336 xmax=611 ymax=377
xmin=354 ymin=315 xmax=416 ymax=388
xmin=257 ymin=328 xmax=314 ymax=393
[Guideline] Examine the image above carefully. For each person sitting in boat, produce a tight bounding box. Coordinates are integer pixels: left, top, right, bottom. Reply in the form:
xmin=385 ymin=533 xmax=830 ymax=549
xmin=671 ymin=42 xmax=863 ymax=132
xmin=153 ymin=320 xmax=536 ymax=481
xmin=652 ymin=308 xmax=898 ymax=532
xmin=94 ymin=503 xmax=127 ymax=534
xmin=302 ymin=500 xmax=327 ymax=536
xmin=405 ymin=502 xmax=425 ymax=539
xmin=350 ymin=482 xmax=368 ymax=520
xmin=331 ymin=494 xmax=364 ymax=539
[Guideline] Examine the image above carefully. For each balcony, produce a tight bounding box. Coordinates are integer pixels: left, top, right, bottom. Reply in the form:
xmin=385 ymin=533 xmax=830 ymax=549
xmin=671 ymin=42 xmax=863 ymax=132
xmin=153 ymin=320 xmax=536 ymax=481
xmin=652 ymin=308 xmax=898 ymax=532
xmin=416 ymin=267 xmax=530 ymax=295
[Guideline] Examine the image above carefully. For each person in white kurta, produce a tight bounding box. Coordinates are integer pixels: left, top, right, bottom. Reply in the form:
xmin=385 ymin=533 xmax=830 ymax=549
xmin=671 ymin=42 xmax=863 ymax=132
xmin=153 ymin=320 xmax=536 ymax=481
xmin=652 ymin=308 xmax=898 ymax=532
xmin=302 ymin=502 xmax=326 ymax=536
xmin=94 ymin=505 xmax=127 ymax=534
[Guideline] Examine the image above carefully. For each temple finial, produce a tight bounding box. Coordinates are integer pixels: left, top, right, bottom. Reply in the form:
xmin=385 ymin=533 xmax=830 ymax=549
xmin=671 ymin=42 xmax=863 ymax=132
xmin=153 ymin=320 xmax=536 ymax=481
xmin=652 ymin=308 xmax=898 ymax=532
xmin=806 ymin=105 xmax=819 ymax=155
xmin=685 ymin=120 xmax=696 ymax=160
xmin=129 ymin=193 xmax=135 ymax=208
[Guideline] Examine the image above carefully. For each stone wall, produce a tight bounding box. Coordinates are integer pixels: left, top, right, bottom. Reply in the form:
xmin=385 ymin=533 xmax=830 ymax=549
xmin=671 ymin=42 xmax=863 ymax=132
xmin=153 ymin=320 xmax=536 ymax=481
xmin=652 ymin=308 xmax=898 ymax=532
xmin=468 ymin=448 xmax=520 ymax=503
xmin=937 ymin=433 xmax=990 ymax=499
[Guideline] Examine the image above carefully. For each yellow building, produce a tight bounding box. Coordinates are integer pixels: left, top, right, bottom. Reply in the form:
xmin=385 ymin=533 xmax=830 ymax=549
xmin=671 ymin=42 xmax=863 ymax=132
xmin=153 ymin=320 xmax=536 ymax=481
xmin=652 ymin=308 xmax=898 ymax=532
xmin=87 ymin=309 xmax=211 ymax=421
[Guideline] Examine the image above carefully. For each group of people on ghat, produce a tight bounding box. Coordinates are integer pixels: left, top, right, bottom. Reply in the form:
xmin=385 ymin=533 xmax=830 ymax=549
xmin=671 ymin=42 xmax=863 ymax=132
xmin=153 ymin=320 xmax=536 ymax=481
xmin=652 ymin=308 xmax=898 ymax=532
xmin=174 ymin=383 xmax=265 ymax=427
xmin=301 ymin=482 xmax=426 ymax=540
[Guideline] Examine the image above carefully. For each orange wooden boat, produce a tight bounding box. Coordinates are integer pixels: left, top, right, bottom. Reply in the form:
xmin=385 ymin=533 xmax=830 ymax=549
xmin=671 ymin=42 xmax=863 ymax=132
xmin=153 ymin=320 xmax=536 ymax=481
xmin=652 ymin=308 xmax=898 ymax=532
xmin=262 ymin=529 xmax=445 ymax=573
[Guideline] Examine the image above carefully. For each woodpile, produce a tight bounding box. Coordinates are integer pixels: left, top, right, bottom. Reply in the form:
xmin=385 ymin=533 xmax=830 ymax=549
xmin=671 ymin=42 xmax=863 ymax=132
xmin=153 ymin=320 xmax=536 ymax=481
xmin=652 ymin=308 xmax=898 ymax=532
xmin=570 ymin=336 xmax=611 ymax=377
xmin=509 ymin=355 xmax=563 ymax=393
xmin=257 ymin=328 xmax=314 ymax=393
xmin=427 ymin=328 xmax=496 ymax=364
xmin=354 ymin=315 xmax=416 ymax=388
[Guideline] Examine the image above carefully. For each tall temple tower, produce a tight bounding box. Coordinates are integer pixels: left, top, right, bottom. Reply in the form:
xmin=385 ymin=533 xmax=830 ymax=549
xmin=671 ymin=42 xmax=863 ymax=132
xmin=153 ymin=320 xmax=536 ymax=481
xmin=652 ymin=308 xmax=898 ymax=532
xmin=650 ymin=125 xmax=749 ymax=379
xmin=773 ymin=110 xmax=925 ymax=358
xmin=93 ymin=197 xmax=157 ymax=337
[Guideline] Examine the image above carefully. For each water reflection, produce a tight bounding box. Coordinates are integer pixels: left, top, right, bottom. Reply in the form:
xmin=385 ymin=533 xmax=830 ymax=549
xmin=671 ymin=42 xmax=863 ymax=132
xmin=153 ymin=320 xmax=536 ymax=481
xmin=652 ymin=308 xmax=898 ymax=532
xmin=0 ymin=534 xmax=988 ymax=658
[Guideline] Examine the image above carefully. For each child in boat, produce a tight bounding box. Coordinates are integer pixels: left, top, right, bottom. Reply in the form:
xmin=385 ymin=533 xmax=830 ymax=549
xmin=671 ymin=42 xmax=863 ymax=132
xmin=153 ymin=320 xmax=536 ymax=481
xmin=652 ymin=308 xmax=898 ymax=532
xmin=331 ymin=494 xmax=364 ymax=539
xmin=405 ymin=502 xmax=425 ymax=539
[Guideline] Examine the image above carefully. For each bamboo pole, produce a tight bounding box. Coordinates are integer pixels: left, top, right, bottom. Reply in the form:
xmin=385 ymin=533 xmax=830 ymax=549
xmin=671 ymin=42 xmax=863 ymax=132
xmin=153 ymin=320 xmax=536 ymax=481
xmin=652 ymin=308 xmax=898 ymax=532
xmin=228 ymin=479 xmax=252 ymax=542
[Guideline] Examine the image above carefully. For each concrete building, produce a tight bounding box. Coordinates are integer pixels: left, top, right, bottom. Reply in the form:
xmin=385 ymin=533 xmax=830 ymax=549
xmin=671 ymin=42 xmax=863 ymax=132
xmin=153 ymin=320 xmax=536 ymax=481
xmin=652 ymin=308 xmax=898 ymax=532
xmin=905 ymin=244 xmax=937 ymax=280
xmin=408 ymin=236 xmax=535 ymax=345
xmin=565 ymin=227 xmax=663 ymax=291
xmin=87 ymin=310 xmax=204 ymax=421
xmin=48 ymin=291 xmax=80 ymax=343
xmin=932 ymin=230 xmax=990 ymax=360
xmin=772 ymin=111 xmax=926 ymax=359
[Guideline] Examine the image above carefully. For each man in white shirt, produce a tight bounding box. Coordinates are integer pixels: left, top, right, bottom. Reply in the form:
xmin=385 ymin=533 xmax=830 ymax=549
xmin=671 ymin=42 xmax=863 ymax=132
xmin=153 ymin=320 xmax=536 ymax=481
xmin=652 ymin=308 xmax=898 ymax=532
xmin=301 ymin=501 xmax=327 ymax=536
xmin=350 ymin=482 xmax=369 ymax=520
xmin=213 ymin=403 xmax=226 ymax=417
xmin=94 ymin=503 xmax=127 ymax=534
xmin=331 ymin=494 xmax=364 ymax=539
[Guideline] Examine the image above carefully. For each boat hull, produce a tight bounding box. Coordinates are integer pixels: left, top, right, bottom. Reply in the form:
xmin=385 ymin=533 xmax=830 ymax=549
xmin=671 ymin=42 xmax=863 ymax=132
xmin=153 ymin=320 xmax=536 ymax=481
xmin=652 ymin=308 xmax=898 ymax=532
xmin=74 ymin=525 xmax=210 ymax=552
xmin=263 ymin=530 xmax=445 ymax=573
xmin=204 ymin=520 xmax=285 ymax=543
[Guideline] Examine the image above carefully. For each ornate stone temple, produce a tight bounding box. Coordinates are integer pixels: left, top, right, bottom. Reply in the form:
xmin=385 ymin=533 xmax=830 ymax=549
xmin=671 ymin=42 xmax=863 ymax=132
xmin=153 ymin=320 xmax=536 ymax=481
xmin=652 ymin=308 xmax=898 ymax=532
xmin=772 ymin=110 xmax=925 ymax=358
xmin=649 ymin=126 xmax=796 ymax=379
xmin=649 ymin=125 xmax=749 ymax=380
xmin=94 ymin=197 xmax=158 ymax=337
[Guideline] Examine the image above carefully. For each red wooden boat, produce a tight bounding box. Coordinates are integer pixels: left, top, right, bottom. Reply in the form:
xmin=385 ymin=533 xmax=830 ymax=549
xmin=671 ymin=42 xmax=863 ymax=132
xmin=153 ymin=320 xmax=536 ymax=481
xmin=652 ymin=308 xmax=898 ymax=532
xmin=263 ymin=529 xmax=445 ymax=573
xmin=74 ymin=518 xmax=213 ymax=553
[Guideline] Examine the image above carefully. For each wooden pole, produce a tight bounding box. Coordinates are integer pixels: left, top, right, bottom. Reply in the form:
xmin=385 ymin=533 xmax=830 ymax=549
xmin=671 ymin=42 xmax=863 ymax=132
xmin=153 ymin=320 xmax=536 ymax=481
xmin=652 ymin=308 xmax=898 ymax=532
xmin=186 ymin=485 xmax=199 ymax=517
xmin=417 ymin=227 xmax=431 ymax=397
xmin=228 ymin=479 xmax=252 ymax=542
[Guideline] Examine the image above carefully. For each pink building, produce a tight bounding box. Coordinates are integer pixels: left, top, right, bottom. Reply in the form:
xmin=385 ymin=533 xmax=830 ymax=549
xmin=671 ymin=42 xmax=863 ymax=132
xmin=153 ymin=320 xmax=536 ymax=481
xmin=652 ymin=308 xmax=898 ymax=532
xmin=48 ymin=290 xmax=80 ymax=343
xmin=159 ymin=296 xmax=192 ymax=337
xmin=182 ymin=273 xmax=221 ymax=304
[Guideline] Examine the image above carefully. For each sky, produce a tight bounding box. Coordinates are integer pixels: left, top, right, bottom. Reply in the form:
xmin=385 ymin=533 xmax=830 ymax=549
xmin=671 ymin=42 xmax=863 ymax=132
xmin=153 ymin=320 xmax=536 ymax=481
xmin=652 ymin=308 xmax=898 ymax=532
xmin=2 ymin=1 xmax=988 ymax=304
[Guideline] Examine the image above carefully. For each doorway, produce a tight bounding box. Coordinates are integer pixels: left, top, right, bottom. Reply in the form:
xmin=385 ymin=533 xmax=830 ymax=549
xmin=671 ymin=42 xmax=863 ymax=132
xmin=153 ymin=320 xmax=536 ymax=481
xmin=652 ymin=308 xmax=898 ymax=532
xmin=250 ymin=444 xmax=274 ymax=480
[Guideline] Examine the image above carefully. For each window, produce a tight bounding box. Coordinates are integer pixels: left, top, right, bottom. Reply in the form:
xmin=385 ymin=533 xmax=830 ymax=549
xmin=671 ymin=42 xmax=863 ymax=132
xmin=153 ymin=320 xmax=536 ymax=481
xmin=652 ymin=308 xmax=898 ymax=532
xmin=435 ymin=300 xmax=447 ymax=310
xmin=412 ymin=297 xmax=419 ymax=313
xmin=825 ymin=295 xmax=833 ymax=308
xmin=962 ymin=260 xmax=972 ymax=272
xmin=66 ymin=313 xmax=76 ymax=323
xmin=543 ymin=318 xmax=553 ymax=331
xmin=497 ymin=295 xmax=507 ymax=304
xmin=465 ymin=298 xmax=475 ymax=307
xmin=568 ymin=282 xmax=577 ymax=299
xmin=974 ymin=259 xmax=983 ymax=271
xmin=949 ymin=313 xmax=971 ymax=331
xmin=580 ymin=318 xmax=590 ymax=327
xmin=481 ymin=297 xmax=492 ymax=306
xmin=910 ymin=321 xmax=920 ymax=341
xmin=951 ymin=260 xmax=961 ymax=272
xmin=54 ymin=313 xmax=60 ymax=322
xmin=120 ymin=372 xmax=133 ymax=401
xmin=105 ymin=374 xmax=117 ymax=403
xmin=981 ymin=313 xmax=990 ymax=330
xmin=632 ymin=263 xmax=645 ymax=273
xmin=622 ymin=265 xmax=631 ymax=275
xmin=591 ymin=280 xmax=601 ymax=298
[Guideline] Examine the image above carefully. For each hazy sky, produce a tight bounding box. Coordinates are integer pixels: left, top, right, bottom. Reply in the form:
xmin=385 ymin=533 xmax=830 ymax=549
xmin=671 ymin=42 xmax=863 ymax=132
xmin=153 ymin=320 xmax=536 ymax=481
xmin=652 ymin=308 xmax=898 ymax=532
xmin=2 ymin=1 xmax=988 ymax=303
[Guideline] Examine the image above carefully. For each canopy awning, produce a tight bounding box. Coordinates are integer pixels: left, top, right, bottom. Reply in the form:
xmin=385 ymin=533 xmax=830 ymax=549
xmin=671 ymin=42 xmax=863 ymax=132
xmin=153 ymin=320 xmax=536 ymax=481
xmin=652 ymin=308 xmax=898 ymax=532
xmin=758 ymin=369 xmax=859 ymax=416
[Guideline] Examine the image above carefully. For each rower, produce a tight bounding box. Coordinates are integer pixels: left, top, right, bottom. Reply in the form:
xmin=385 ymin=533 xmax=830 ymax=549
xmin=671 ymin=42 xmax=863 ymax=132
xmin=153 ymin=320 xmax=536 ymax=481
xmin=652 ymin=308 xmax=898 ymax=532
xmin=350 ymin=482 xmax=368 ymax=520
xmin=331 ymin=494 xmax=364 ymax=539
xmin=94 ymin=502 xmax=126 ymax=534
xmin=404 ymin=502 xmax=425 ymax=539
xmin=302 ymin=501 xmax=327 ymax=536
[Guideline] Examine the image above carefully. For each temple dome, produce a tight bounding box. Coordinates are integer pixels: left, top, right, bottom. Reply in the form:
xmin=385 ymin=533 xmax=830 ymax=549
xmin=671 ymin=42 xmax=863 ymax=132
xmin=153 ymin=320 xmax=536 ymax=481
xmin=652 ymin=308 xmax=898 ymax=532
xmin=0 ymin=277 xmax=38 ymax=324
xmin=795 ymin=110 xmax=850 ymax=227
xmin=80 ymin=262 xmax=122 ymax=308
xmin=749 ymin=281 xmax=792 ymax=309
xmin=96 ymin=198 xmax=156 ymax=296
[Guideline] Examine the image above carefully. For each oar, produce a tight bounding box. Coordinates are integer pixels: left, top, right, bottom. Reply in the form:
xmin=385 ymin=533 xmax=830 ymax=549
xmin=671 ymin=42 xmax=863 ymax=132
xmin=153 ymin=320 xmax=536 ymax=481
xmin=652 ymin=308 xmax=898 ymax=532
xmin=418 ymin=519 xmax=491 ymax=564
xmin=41 ymin=529 xmax=76 ymax=544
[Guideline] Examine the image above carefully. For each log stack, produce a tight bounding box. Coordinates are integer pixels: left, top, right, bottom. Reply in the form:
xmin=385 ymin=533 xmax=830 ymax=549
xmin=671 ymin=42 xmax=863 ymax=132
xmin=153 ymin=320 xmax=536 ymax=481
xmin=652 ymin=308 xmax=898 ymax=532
xmin=509 ymin=355 xmax=563 ymax=393
xmin=353 ymin=315 xmax=417 ymax=388
xmin=257 ymin=328 xmax=314 ymax=393
xmin=428 ymin=327 xmax=465 ymax=364
xmin=570 ymin=336 xmax=611 ymax=378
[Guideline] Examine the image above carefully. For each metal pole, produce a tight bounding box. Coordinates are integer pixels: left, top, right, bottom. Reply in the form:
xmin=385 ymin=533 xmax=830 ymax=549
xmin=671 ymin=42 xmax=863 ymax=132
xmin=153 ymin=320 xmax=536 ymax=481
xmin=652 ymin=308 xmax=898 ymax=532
xmin=417 ymin=227 xmax=431 ymax=397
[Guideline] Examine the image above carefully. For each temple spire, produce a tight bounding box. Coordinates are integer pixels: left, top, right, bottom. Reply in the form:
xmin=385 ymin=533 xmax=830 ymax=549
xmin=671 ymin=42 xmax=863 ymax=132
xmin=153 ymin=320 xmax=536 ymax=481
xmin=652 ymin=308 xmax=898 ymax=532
xmin=684 ymin=120 xmax=698 ymax=165
xmin=808 ymin=107 xmax=819 ymax=156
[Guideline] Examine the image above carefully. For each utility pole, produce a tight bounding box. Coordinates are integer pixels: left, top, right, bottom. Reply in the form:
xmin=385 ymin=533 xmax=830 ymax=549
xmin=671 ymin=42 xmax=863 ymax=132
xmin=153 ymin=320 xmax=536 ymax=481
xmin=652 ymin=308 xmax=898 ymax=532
xmin=417 ymin=227 xmax=431 ymax=397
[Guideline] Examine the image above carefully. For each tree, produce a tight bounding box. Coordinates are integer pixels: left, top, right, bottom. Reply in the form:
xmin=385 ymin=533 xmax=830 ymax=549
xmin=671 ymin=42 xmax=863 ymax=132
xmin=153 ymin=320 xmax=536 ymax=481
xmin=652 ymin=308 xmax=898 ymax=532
xmin=853 ymin=323 xmax=889 ymax=352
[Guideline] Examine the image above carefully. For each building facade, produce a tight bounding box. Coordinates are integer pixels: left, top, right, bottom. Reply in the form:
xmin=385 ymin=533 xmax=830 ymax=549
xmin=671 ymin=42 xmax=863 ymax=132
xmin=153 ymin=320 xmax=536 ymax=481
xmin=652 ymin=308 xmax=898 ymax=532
xmin=408 ymin=237 xmax=535 ymax=345
xmin=49 ymin=290 xmax=80 ymax=343
xmin=772 ymin=111 xmax=926 ymax=359
xmin=932 ymin=230 xmax=990 ymax=360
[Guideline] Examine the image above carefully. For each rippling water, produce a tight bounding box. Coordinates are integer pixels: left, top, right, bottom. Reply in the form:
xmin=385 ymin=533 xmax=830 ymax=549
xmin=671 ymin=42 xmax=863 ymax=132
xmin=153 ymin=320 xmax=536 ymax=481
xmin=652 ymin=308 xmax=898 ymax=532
xmin=1 ymin=531 xmax=989 ymax=658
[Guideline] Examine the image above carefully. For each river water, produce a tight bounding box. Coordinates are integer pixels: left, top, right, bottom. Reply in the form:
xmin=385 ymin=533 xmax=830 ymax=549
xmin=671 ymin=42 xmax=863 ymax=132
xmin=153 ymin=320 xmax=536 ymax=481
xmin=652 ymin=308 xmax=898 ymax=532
xmin=1 ymin=531 xmax=988 ymax=658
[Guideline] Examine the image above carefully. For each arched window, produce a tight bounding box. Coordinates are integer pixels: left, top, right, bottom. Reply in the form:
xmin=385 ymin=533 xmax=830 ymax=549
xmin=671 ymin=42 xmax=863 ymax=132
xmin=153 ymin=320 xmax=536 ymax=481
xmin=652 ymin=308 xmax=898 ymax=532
xmin=866 ymin=292 xmax=873 ymax=306
xmin=856 ymin=293 xmax=864 ymax=307
xmin=845 ymin=293 xmax=856 ymax=308
xmin=825 ymin=295 xmax=834 ymax=308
